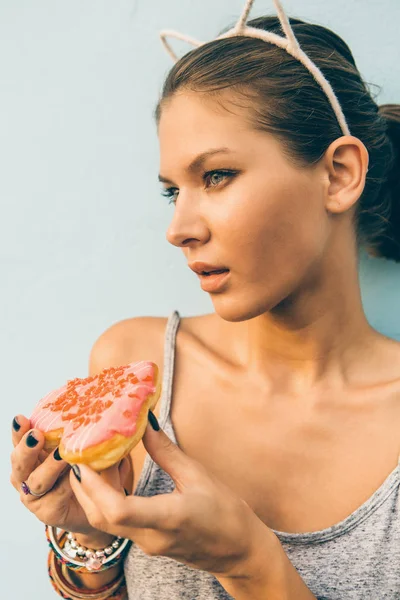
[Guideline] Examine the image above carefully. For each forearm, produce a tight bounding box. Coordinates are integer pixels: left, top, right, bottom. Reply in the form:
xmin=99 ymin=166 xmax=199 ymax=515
xmin=217 ymin=530 xmax=317 ymax=600
xmin=65 ymin=531 xmax=123 ymax=590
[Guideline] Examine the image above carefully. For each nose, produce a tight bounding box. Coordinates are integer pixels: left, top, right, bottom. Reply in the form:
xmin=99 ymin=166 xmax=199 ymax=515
xmin=166 ymin=195 xmax=210 ymax=248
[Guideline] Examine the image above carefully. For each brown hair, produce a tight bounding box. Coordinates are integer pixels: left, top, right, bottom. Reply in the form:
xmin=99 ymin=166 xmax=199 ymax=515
xmin=155 ymin=15 xmax=400 ymax=262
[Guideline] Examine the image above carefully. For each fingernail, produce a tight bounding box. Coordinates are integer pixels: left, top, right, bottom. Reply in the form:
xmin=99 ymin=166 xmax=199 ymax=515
xmin=148 ymin=410 xmax=160 ymax=431
xmin=12 ymin=417 xmax=21 ymax=432
xmin=71 ymin=465 xmax=81 ymax=482
xmin=124 ymin=488 xmax=130 ymax=496
xmin=53 ymin=448 xmax=62 ymax=461
xmin=26 ymin=432 xmax=39 ymax=448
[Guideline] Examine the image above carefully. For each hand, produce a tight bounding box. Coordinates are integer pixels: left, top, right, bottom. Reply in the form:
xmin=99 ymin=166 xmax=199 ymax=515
xmin=70 ymin=412 xmax=276 ymax=579
xmin=10 ymin=414 xmax=130 ymax=539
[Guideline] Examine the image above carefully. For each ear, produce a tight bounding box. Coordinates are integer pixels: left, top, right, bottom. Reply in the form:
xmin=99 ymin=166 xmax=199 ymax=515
xmin=323 ymin=135 xmax=369 ymax=215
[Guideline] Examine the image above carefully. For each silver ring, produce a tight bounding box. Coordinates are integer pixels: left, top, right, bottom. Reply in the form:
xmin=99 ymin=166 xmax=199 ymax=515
xmin=21 ymin=480 xmax=49 ymax=498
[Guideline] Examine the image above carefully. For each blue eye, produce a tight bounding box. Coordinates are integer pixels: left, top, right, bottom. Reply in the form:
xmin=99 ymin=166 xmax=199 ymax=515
xmin=160 ymin=169 xmax=238 ymax=205
xmin=205 ymin=170 xmax=232 ymax=187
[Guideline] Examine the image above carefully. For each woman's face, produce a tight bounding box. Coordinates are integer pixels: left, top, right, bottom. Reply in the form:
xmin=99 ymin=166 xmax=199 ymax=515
xmin=158 ymin=90 xmax=333 ymax=322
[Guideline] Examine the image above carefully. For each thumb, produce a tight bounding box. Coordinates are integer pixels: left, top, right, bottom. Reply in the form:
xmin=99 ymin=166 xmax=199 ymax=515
xmin=142 ymin=410 xmax=199 ymax=489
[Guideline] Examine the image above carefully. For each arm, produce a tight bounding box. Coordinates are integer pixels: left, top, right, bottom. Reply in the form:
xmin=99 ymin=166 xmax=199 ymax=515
xmin=60 ymin=320 xmax=138 ymax=591
xmin=69 ymin=423 xmax=318 ymax=600
xmin=217 ymin=530 xmax=317 ymax=600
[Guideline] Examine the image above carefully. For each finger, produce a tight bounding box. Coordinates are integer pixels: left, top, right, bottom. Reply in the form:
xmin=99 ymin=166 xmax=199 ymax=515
xmin=11 ymin=414 xmax=50 ymax=465
xmin=11 ymin=414 xmax=31 ymax=447
xmin=142 ymin=412 xmax=200 ymax=489
xmin=99 ymin=461 xmax=124 ymax=491
xmin=21 ymin=447 xmax=69 ymax=499
xmin=10 ymin=428 xmax=46 ymax=486
xmin=69 ymin=465 xmax=121 ymax=535
xmin=119 ymin=456 xmax=133 ymax=494
xmin=70 ymin=463 xmax=175 ymax=531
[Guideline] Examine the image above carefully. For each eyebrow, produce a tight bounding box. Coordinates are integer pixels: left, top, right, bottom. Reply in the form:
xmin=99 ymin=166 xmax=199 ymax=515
xmin=158 ymin=147 xmax=233 ymax=185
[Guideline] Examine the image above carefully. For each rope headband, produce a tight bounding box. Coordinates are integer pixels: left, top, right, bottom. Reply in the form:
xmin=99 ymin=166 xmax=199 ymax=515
xmin=159 ymin=0 xmax=351 ymax=136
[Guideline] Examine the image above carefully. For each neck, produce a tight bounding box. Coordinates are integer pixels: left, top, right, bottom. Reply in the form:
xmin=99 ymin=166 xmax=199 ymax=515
xmin=229 ymin=252 xmax=377 ymax=393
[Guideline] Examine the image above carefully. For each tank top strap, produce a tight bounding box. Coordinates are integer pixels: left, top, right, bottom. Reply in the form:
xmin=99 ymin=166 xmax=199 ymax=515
xmin=158 ymin=310 xmax=181 ymax=427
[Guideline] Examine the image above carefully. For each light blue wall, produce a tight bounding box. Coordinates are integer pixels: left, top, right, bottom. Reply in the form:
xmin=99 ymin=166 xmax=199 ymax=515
xmin=1 ymin=1 xmax=399 ymax=597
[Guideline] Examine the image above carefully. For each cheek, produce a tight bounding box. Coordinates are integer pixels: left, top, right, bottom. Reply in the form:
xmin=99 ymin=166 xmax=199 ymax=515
xmin=223 ymin=181 xmax=329 ymax=282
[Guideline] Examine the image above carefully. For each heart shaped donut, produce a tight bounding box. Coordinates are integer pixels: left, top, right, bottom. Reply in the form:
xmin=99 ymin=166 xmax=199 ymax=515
xmin=30 ymin=361 xmax=161 ymax=471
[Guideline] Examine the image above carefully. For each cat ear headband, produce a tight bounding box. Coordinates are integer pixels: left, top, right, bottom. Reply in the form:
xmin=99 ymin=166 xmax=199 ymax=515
xmin=159 ymin=0 xmax=351 ymax=136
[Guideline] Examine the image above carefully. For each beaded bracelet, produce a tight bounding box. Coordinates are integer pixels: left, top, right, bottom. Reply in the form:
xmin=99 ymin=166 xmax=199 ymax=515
xmin=45 ymin=526 xmax=131 ymax=573
xmin=48 ymin=548 xmax=127 ymax=600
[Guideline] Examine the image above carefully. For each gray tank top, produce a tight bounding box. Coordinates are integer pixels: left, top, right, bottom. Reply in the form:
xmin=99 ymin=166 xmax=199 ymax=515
xmin=124 ymin=311 xmax=400 ymax=599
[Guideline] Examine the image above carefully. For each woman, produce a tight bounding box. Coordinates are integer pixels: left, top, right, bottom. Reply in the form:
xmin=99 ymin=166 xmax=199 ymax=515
xmin=10 ymin=4 xmax=400 ymax=600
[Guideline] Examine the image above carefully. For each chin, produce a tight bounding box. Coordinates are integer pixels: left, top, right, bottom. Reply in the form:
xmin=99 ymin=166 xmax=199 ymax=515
xmin=210 ymin=293 xmax=276 ymax=322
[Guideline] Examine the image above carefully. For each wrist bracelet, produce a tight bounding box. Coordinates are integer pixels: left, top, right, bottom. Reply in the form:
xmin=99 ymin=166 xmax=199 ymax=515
xmin=48 ymin=549 xmax=127 ymax=600
xmin=64 ymin=531 xmax=124 ymax=570
xmin=46 ymin=526 xmax=131 ymax=573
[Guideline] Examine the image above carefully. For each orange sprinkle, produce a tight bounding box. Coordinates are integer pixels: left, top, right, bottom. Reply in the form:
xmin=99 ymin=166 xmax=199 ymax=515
xmin=72 ymin=417 xmax=84 ymax=430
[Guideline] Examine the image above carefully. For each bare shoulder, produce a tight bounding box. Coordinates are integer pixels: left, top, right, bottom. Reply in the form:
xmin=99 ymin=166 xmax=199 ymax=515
xmin=88 ymin=311 xmax=220 ymax=384
xmin=87 ymin=315 xmax=171 ymax=494
xmin=87 ymin=312 xmax=218 ymax=494
xmin=371 ymin=334 xmax=400 ymax=389
xmin=88 ymin=316 xmax=169 ymax=376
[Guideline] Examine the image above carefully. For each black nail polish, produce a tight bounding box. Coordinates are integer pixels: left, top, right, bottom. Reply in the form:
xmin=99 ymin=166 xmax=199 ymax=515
xmin=26 ymin=432 xmax=39 ymax=448
xmin=71 ymin=465 xmax=81 ymax=482
xmin=124 ymin=488 xmax=130 ymax=496
xmin=53 ymin=447 xmax=62 ymax=461
xmin=12 ymin=417 xmax=21 ymax=432
xmin=148 ymin=410 xmax=160 ymax=431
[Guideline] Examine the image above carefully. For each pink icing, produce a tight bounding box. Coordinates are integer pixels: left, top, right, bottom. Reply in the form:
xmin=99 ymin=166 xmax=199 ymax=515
xmin=30 ymin=361 xmax=158 ymax=456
